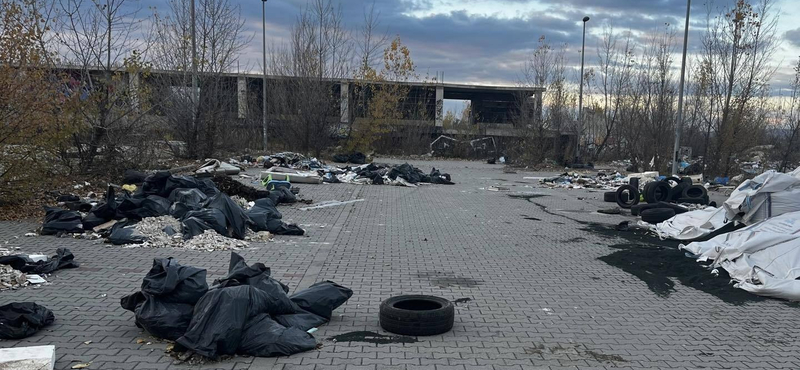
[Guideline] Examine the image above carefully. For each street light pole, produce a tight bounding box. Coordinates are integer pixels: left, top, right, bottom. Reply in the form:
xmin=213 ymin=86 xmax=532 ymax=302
xmin=190 ymin=0 xmax=198 ymax=138
xmin=576 ymin=16 xmax=589 ymax=163
xmin=672 ymin=0 xmax=691 ymax=175
xmin=262 ymin=0 xmax=269 ymax=151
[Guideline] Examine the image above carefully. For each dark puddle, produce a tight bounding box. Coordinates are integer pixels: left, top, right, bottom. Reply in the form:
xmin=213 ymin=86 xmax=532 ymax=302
xmin=417 ymin=271 xmax=483 ymax=288
xmin=454 ymin=297 xmax=472 ymax=304
xmin=583 ymin=222 xmax=766 ymax=305
xmin=329 ymin=331 xmax=417 ymax=344
xmin=562 ymin=237 xmax=587 ymax=243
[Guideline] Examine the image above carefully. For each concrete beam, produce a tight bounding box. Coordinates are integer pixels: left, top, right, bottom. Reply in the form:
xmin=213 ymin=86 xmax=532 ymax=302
xmin=435 ymin=86 xmax=444 ymax=127
xmin=237 ymin=77 xmax=248 ymax=119
xmin=340 ymin=82 xmax=350 ymax=123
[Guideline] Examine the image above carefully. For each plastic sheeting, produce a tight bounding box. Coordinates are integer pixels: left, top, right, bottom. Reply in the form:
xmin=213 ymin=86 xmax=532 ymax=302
xmin=649 ymin=207 xmax=728 ymax=240
xmin=681 ymin=211 xmax=800 ymax=300
xmin=723 ymin=167 xmax=800 ymax=224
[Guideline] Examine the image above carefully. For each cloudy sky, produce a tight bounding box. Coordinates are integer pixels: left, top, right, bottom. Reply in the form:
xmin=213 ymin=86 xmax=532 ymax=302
xmin=138 ymin=0 xmax=800 ymax=110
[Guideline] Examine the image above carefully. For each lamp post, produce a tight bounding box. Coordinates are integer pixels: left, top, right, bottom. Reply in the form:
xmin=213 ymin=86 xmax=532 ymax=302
xmin=261 ymin=0 xmax=269 ymax=151
xmin=672 ymin=0 xmax=691 ymax=175
xmin=576 ymin=15 xmax=589 ymax=163
xmin=190 ymin=0 xmax=197 ymax=138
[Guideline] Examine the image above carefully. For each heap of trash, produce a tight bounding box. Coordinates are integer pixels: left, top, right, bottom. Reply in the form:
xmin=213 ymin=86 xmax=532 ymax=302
xmin=611 ymin=166 xmax=800 ymax=301
xmin=121 ymin=253 xmax=352 ymax=359
xmin=41 ymin=170 xmax=305 ymax=249
xmin=0 ymin=248 xmax=79 ymax=291
xmin=539 ymin=172 xmax=628 ymax=190
xmin=258 ymin=151 xmax=455 ymax=187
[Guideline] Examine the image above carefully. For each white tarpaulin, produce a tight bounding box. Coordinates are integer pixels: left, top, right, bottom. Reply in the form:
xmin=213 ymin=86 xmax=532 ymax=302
xmin=680 ymin=211 xmax=800 ymax=300
xmin=723 ymin=166 xmax=800 ymax=224
xmin=650 ymin=206 xmax=728 ymax=241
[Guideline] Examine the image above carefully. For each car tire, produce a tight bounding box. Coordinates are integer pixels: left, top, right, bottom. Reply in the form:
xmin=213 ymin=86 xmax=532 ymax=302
xmin=615 ymin=185 xmax=640 ymax=209
xmin=379 ymin=295 xmax=454 ymax=336
xmin=682 ymin=185 xmax=707 ymax=199
xmin=641 ymin=208 xmax=676 ymax=224
xmin=644 ymin=181 xmax=670 ymax=203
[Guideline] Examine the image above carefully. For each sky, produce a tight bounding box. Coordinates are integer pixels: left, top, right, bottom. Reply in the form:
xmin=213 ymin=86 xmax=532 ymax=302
xmin=138 ymin=0 xmax=800 ymax=112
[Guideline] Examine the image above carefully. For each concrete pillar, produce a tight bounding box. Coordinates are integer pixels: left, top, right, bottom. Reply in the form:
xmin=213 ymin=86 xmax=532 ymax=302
xmin=340 ymin=82 xmax=350 ymax=123
xmin=237 ymin=76 xmax=248 ymax=119
xmin=128 ymin=72 xmax=140 ymax=110
xmin=535 ymin=90 xmax=543 ymax=124
xmin=435 ymin=86 xmax=444 ymax=127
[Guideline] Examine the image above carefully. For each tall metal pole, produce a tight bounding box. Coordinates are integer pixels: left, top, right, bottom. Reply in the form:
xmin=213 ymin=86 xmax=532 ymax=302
xmin=672 ymin=0 xmax=691 ymax=175
xmin=190 ymin=0 xmax=198 ymax=135
xmin=576 ymin=16 xmax=589 ymax=162
xmin=262 ymin=0 xmax=269 ymax=151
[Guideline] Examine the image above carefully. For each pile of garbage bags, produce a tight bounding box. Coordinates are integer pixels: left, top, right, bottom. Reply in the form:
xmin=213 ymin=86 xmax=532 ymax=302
xmin=323 ymin=163 xmax=454 ymax=186
xmin=121 ymin=253 xmax=352 ymax=358
xmin=42 ymin=171 xmax=306 ymax=244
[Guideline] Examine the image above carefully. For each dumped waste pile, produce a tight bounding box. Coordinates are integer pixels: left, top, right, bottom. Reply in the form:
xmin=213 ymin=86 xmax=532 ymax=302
xmin=602 ymin=166 xmax=800 ymax=301
xmin=259 ymin=152 xmax=455 ymax=187
xmin=41 ymin=171 xmax=306 ymax=249
xmin=539 ymin=172 xmax=628 ymax=190
xmin=0 ymin=248 xmax=79 ymax=291
xmin=121 ymin=253 xmax=352 ymax=359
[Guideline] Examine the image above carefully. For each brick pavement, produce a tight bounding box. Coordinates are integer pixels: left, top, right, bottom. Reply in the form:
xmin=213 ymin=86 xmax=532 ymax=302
xmin=1 ymin=158 xmax=799 ymax=370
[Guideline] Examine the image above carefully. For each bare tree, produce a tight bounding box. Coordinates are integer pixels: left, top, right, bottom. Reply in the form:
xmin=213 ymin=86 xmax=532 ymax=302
xmin=269 ymin=0 xmax=353 ymax=157
xmin=592 ymin=24 xmax=635 ymax=160
xmin=774 ymin=58 xmax=800 ymax=172
xmin=55 ymin=0 xmax=153 ymax=173
xmin=148 ymin=0 xmax=249 ymax=158
xmin=699 ymin=0 xmax=779 ymax=176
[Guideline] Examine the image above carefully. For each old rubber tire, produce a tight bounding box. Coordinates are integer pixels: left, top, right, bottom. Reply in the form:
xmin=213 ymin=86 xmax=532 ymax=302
xmin=641 ymin=208 xmax=676 ymax=224
xmin=603 ymin=191 xmax=616 ymax=202
xmin=668 ymin=181 xmax=689 ymax=202
xmin=644 ymin=181 xmax=670 ymax=203
xmin=615 ymin=185 xmax=639 ymax=209
xmin=380 ymin=295 xmax=454 ymax=336
xmin=682 ymin=185 xmax=707 ymax=199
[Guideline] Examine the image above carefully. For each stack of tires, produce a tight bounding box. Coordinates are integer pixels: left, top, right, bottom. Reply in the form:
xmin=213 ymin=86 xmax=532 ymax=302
xmin=602 ymin=176 xmax=709 ymax=224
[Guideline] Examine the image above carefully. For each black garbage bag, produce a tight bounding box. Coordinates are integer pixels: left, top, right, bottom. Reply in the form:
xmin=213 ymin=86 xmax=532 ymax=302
xmin=123 ymin=169 xmax=148 ymax=185
xmin=108 ymin=219 xmax=146 ymax=245
xmin=273 ymin=311 xmax=328 ymax=331
xmin=0 ymin=302 xmax=55 ymax=339
xmin=0 ymin=248 xmax=79 ymax=274
xmin=64 ymin=201 xmax=93 ymax=212
xmin=142 ymin=171 xmax=172 ymax=196
xmin=169 ymin=188 xmax=208 ymax=207
xmin=349 ymin=152 xmax=366 ymax=165
xmin=182 ymin=208 xmax=228 ymax=239
xmin=56 ymin=194 xmax=80 ymax=202
xmin=289 ymin=281 xmax=353 ymax=321
xmin=82 ymin=213 xmax=108 ymax=231
xmin=206 ymin=193 xmax=251 ymax=240
xmin=90 ymin=186 xmax=118 ymax=220
xmin=332 ymin=154 xmax=349 ymax=163
xmin=429 ymin=167 xmax=454 ymax=185
xmin=388 ymin=163 xmax=423 ymax=183
xmin=176 ymin=285 xmax=292 ymax=359
xmin=41 ymin=207 xmax=83 ymax=235
xmin=268 ymin=187 xmax=296 ymax=204
xmin=120 ymin=291 xmax=195 ymax=341
xmin=141 ymin=258 xmax=208 ymax=304
xmin=136 ymin=195 xmax=171 ymax=218
xmin=247 ymin=198 xmax=283 ymax=232
xmin=212 ymin=253 xmax=295 ymax=313
xmin=238 ymin=314 xmax=317 ymax=357
xmin=120 ymin=258 xmax=208 ymax=340
xmin=163 ymin=176 xmax=200 ymax=197
xmin=266 ymin=219 xmax=305 ymax=236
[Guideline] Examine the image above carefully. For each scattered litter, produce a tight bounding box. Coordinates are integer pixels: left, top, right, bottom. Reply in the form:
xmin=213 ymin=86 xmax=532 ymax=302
xmin=71 ymin=362 xmax=91 ymax=369
xmin=83 ymin=341 xmax=92 ymax=345
xmin=26 ymin=274 xmax=46 ymax=284
xmin=299 ymin=199 xmax=365 ymax=211
xmin=328 ymin=331 xmax=417 ymax=344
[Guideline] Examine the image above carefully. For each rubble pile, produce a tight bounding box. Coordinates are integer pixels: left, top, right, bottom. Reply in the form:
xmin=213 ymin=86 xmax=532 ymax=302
xmin=0 ymin=249 xmax=28 ymax=291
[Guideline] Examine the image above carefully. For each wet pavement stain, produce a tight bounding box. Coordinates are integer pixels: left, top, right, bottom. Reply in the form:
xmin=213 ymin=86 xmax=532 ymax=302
xmin=417 ymin=271 xmax=483 ymax=288
xmin=507 ymin=193 xmax=549 ymax=202
xmin=562 ymin=237 xmax=587 ymax=243
xmin=328 ymin=331 xmax=417 ymax=344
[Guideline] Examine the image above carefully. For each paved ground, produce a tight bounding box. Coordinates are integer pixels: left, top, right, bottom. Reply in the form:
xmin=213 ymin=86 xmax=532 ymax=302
xmin=1 ymin=158 xmax=799 ymax=370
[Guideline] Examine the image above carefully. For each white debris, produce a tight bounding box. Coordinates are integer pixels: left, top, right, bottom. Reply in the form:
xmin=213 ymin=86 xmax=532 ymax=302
xmin=183 ymin=230 xmax=248 ymax=251
xmin=245 ymin=230 xmax=273 ymax=242
xmin=299 ymin=199 xmax=365 ymax=211
xmin=0 ymin=248 xmax=28 ymax=291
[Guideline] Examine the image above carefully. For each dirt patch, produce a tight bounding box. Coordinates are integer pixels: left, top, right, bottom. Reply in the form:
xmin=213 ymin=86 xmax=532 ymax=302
xmin=417 ymin=271 xmax=483 ymax=288
xmin=454 ymin=297 xmax=472 ymax=304
xmin=586 ymin=350 xmax=627 ymax=363
xmin=328 ymin=331 xmax=417 ymax=344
